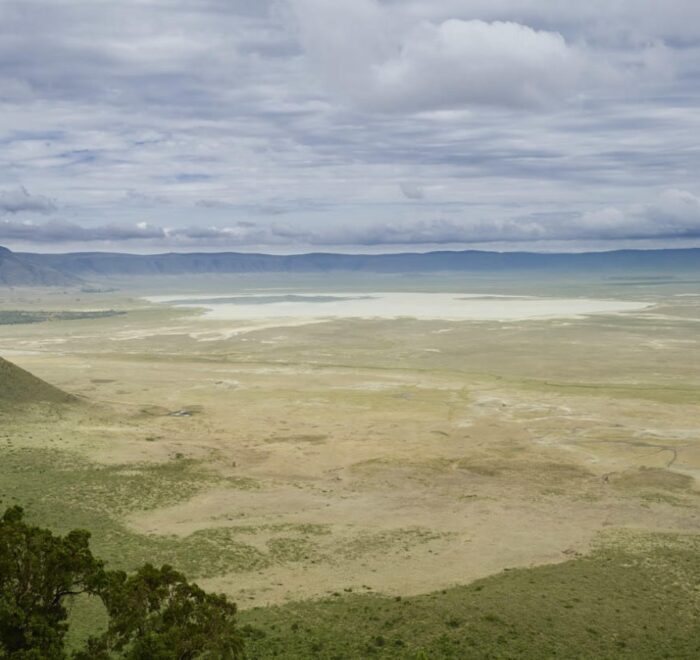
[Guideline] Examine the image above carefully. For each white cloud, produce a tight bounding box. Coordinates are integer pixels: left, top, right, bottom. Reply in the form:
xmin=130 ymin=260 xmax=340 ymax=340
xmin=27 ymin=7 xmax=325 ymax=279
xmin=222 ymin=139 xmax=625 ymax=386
xmin=292 ymin=0 xmax=590 ymax=111
xmin=578 ymin=189 xmax=700 ymax=239
xmin=371 ymin=19 xmax=585 ymax=110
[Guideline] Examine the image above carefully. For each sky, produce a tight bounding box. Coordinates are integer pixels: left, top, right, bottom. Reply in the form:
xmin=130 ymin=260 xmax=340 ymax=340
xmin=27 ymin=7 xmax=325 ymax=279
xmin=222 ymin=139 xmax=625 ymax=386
xmin=1 ymin=0 xmax=700 ymax=254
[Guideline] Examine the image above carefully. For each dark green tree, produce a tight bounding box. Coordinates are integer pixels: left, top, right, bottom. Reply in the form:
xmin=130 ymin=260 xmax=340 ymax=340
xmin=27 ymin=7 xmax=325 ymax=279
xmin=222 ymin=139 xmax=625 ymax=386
xmin=1 ymin=507 xmax=244 ymax=659
xmin=84 ymin=564 xmax=243 ymax=659
xmin=0 ymin=506 xmax=103 ymax=659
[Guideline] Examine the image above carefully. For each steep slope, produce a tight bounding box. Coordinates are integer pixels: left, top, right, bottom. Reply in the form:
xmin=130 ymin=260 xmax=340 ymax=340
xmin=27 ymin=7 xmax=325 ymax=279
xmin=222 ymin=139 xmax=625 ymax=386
xmin=0 ymin=356 xmax=75 ymax=405
xmin=0 ymin=245 xmax=80 ymax=287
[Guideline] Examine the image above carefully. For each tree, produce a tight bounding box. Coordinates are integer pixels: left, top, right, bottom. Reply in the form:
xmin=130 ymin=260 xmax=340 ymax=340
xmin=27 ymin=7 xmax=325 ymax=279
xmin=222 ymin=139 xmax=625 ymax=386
xmin=0 ymin=506 xmax=103 ymax=658
xmin=0 ymin=507 xmax=244 ymax=659
xmin=84 ymin=564 xmax=244 ymax=659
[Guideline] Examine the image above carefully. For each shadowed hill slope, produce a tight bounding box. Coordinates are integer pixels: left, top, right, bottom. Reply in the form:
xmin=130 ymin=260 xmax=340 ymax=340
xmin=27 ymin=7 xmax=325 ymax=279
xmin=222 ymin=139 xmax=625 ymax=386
xmin=0 ymin=356 xmax=75 ymax=405
xmin=0 ymin=246 xmax=80 ymax=287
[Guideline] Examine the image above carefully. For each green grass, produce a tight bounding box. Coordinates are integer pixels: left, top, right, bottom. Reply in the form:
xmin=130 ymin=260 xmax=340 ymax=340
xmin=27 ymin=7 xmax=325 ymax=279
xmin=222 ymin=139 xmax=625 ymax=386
xmin=0 ymin=447 xmax=209 ymax=518
xmin=0 ymin=445 xmax=451 ymax=582
xmin=610 ymin=467 xmax=694 ymax=492
xmin=240 ymin=532 xmax=700 ymax=659
xmin=0 ymin=310 xmax=124 ymax=325
xmin=517 ymin=378 xmax=700 ymax=405
xmin=334 ymin=528 xmax=448 ymax=561
xmin=0 ymin=446 xmax=331 ymax=579
xmin=0 ymin=446 xmax=261 ymax=574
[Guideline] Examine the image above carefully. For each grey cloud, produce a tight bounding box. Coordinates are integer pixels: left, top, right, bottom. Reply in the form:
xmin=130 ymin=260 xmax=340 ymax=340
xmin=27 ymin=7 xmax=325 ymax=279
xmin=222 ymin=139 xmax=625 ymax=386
xmin=0 ymin=1 xmax=700 ymax=253
xmin=0 ymin=0 xmax=296 ymax=118
xmin=195 ymin=199 xmax=235 ymax=210
xmin=4 ymin=190 xmax=700 ymax=247
xmin=400 ymin=182 xmax=424 ymax=200
xmin=0 ymin=219 xmax=164 ymax=242
xmin=123 ymin=190 xmax=172 ymax=207
xmin=195 ymin=198 xmax=330 ymax=215
xmin=281 ymin=190 xmax=700 ymax=245
xmin=0 ymin=187 xmax=57 ymax=215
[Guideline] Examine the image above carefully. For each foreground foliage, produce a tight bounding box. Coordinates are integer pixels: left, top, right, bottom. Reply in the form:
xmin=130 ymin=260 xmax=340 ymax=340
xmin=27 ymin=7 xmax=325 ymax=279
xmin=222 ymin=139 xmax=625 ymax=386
xmin=0 ymin=507 xmax=243 ymax=659
xmin=0 ymin=506 xmax=101 ymax=657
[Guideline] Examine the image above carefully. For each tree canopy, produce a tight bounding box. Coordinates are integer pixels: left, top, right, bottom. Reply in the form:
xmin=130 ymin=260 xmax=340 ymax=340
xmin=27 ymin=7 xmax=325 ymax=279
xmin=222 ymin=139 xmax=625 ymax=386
xmin=0 ymin=507 xmax=243 ymax=659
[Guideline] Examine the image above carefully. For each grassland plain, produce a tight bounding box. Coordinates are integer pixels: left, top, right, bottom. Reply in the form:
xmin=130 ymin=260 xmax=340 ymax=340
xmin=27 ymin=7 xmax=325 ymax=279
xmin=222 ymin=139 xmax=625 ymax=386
xmin=1 ymin=274 xmax=699 ymax=656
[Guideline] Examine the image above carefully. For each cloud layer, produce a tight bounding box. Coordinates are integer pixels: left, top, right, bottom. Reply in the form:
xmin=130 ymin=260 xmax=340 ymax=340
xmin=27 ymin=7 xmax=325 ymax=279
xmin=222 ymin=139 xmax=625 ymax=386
xmin=0 ymin=1 xmax=699 ymax=251
xmin=4 ymin=190 xmax=700 ymax=250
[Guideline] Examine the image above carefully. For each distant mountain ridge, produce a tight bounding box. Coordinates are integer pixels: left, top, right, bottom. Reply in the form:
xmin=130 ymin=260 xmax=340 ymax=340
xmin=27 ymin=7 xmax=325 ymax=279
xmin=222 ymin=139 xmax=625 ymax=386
xmin=0 ymin=245 xmax=80 ymax=287
xmin=0 ymin=245 xmax=698 ymax=285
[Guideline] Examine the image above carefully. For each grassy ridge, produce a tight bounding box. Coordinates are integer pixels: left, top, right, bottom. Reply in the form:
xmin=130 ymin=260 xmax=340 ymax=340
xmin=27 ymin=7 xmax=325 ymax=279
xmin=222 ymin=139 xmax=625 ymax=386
xmin=0 ymin=357 xmax=75 ymax=405
xmin=240 ymin=533 xmax=700 ymax=659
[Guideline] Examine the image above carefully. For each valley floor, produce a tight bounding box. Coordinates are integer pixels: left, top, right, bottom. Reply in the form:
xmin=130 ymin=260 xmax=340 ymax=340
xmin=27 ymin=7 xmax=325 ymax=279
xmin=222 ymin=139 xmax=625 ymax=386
xmin=0 ymin=274 xmax=699 ymax=652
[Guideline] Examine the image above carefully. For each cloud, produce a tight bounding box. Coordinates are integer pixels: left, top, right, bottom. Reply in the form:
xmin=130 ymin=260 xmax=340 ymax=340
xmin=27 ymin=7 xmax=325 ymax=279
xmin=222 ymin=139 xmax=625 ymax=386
xmin=0 ymin=219 xmax=164 ymax=242
xmin=372 ymin=19 xmax=585 ymax=109
xmin=400 ymin=182 xmax=424 ymax=200
xmin=4 ymin=189 xmax=699 ymax=248
xmin=0 ymin=187 xmax=57 ymax=215
xmin=291 ymin=1 xmax=618 ymax=111
xmin=195 ymin=197 xmax=330 ymax=215
xmin=577 ymin=189 xmax=700 ymax=240
xmin=195 ymin=199 xmax=235 ymax=210
xmin=0 ymin=2 xmax=699 ymax=252
xmin=282 ymin=190 xmax=700 ymax=245
xmin=123 ymin=190 xmax=171 ymax=207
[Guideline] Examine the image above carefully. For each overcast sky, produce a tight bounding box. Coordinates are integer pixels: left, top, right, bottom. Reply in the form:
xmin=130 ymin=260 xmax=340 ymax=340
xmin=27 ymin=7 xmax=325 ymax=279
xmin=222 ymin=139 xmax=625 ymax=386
xmin=1 ymin=0 xmax=700 ymax=254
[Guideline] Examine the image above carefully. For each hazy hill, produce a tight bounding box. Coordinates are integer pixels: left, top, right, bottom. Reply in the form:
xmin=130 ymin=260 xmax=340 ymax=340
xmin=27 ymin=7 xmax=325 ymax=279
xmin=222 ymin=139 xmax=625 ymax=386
xmin=0 ymin=356 xmax=75 ymax=405
xmin=15 ymin=246 xmax=700 ymax=278
xmin=0 ymin=246 xmax=80 ymax=287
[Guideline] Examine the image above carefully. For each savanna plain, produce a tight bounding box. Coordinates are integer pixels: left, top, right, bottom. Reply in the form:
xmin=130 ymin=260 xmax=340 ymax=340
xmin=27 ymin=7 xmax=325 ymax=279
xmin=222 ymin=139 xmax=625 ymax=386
xmin=1 ymin=272 xmax=699 ymax=658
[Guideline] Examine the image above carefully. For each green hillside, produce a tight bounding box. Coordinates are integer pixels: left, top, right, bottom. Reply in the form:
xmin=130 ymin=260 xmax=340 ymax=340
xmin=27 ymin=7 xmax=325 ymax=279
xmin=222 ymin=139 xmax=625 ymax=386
xmin=240 ymin=533 xmax=700 ymax=659
xmin=0 ymin=356 xmax=74 ymax=405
